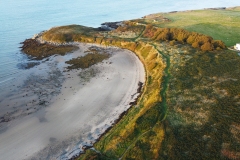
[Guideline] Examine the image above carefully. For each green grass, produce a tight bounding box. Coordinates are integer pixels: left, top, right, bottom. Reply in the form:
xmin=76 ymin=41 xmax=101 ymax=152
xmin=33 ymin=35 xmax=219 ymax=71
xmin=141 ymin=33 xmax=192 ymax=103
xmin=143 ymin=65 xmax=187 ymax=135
xmin=75 ymin=8 xmax=240 ymax=159
xmin=43 ymin=25 xmax=98 ymax=36
xmin=42 ymin=25 xmax=100 ymax=43
xmin=21 ymin=6 xmax=240 ymax=159
xmin=149 ymin=7 xmax=240 ymax=46
xmin=161 ymin=46 xmax=240 ymax=159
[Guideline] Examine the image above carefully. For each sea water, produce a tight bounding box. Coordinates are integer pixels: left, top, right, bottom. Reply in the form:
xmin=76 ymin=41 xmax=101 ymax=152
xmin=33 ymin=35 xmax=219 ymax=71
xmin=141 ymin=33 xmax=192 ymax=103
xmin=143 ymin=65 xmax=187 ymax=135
xmin=0 ymin=0 xmax=239 ymax=158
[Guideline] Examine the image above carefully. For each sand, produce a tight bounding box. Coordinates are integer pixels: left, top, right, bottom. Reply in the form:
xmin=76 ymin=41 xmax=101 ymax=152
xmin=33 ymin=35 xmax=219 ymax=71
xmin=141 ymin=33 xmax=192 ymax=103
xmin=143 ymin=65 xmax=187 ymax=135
xmin=0 ymin=43 xmax=145 ymax=160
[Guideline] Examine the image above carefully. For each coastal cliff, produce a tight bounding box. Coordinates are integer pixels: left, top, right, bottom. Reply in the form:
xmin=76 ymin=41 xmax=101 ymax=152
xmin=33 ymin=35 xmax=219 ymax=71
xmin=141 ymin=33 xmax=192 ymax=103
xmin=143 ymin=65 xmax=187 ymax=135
xmin=21 ymin=7 xmax=240 ymax=160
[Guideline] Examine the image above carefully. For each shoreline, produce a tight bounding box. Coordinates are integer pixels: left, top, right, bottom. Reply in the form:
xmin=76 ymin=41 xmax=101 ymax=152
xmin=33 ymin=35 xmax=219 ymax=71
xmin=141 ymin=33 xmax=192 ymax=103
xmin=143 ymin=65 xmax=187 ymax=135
xmin=1 ymin=5 xmax=238 ymax=159
xmin=0 ymin=43 xmax=145 ymax=160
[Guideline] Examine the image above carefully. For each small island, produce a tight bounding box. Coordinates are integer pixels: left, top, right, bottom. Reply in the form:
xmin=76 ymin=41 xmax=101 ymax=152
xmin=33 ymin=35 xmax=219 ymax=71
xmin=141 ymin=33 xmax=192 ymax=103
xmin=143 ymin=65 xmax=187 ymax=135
xmin=21 ymin=6 xmax=240 ymax=160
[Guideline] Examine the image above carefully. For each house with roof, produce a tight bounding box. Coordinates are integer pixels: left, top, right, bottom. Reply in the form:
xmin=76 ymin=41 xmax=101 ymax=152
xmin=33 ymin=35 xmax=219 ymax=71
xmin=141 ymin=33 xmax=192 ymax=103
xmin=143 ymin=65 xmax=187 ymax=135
xmin=234 ymin=43 xmax=240 ymax=51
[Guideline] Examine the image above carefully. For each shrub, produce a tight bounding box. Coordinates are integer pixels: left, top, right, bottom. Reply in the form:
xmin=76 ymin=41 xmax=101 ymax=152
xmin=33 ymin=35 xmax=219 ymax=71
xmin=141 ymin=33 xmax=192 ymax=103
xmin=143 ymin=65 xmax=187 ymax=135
xmin=143 ymin=24 xmax=157 ymax=38
xmin=170 ymin=28 xmax=190 ymax=42
xmin=187 ymin=32 xmax=198 ymax=44
xmin=212 ymin=40 xmax=226 ymax=49
xmin=156 ymin=28 xmax=171 ymax=41
xmin=192 ymin=42 xmax=199 ymax=48
xmin=142 ymin=26 xmax=225 ymax=51
xmin=201 ymin=42 xmax=214 ymax=51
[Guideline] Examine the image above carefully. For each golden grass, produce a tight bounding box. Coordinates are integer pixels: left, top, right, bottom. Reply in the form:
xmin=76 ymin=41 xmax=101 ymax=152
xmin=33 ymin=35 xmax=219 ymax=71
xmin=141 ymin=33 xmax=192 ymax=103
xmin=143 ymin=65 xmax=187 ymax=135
xmin=24 ymin=7 xmax=240 ymax=159
xmin=91 ymin=41 xmax=165 ymax=158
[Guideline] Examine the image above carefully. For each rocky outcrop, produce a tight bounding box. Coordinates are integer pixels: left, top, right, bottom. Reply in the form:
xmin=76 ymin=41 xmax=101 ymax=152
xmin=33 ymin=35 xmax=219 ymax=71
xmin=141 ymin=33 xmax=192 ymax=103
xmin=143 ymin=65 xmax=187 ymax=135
xmin=101 ymin=21 xmax=123 ymax=30
xmin=20 ymin=39 xmax=78 ymax=59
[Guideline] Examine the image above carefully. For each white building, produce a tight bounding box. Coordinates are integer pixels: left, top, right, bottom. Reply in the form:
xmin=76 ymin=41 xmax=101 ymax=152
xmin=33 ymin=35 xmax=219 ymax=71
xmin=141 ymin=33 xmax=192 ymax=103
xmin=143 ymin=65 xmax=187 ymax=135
xmin=234 ymin=43 xmax=240 ymax=51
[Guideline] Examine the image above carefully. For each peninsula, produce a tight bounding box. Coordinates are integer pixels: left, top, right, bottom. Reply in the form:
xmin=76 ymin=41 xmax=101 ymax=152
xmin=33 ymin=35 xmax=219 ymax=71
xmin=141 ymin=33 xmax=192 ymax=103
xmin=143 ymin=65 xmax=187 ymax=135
xmin=18 ymin=6 xmax=240 ymax=159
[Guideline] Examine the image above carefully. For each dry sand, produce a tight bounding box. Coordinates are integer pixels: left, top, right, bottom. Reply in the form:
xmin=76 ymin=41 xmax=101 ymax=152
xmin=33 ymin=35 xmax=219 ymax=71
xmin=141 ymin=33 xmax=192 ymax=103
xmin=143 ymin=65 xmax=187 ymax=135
xmin=0 ymin=43 xmax=145 ymax=160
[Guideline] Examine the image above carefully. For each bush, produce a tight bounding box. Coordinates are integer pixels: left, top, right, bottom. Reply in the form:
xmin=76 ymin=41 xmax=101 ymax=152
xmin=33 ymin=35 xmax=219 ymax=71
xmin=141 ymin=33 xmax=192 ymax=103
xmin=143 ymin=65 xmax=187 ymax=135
xmin=148 ymin=27 xmax=225 ymax=51
xmin=170 ymin=28 xmax=190 ymax=42
xmin=186 ymin=32 xmax=198 ymax=44
xmin=192 ymin=42 xmax=199 ymax=48
xmin=201 ymin=42 xmax=214 ymax=51
xmin=212 ymin=40 xmax=226 ymax=49
xmin=155 ymin=28 xmax=170 ymax=41
xmin=143 ymin=24 xmax=157 ymax=38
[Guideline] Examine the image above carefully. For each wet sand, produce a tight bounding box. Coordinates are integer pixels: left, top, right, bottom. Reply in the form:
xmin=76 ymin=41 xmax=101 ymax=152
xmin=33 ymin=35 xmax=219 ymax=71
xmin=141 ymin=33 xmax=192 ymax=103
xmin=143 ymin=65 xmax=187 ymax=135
xmin=0 ymin=43 xmax=145 ymax=160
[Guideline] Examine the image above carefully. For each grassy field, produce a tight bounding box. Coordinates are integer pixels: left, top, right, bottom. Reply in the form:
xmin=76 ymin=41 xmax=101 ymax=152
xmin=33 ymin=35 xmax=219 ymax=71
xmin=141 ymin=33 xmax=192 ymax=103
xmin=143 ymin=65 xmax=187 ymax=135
xmin=143 ymin=7 xmax=240 ymax=46
xmin=42 ymin=25 xmax=100 ymax=43
xmin=23 ymin=7 xmax=240 ymax=160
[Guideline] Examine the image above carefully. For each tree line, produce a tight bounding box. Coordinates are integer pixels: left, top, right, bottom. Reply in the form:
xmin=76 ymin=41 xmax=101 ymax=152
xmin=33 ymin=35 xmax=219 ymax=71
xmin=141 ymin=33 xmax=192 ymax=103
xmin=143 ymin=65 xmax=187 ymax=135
xmin=143 ymin=25 xmax=226 ymax=51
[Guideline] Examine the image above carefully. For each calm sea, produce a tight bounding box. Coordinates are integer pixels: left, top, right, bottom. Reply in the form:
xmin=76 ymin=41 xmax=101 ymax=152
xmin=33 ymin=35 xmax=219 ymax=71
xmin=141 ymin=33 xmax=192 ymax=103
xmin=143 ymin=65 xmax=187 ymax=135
xmin=0 ymin=0 xmax=239 ymax=95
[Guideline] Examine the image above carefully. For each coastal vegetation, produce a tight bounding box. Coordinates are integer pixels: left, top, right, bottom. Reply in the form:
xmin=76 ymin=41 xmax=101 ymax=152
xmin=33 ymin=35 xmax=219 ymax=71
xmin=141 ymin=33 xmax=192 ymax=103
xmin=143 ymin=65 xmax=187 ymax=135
xmin=142 ymin=7 xmax=240 ymax=46
xmin=21 ymin=7 xmax=240 ymax=159
xmin=142 ymin=25 xmax=226 ymax=51
xmin=41 ymin=25 xmax=100 ymax=43
xmin=156 ymin=43 xmax=240 ymax=159
xmin=21 ymin=39 xmax=78 ymax=59
xmin=66 ymin=46 xmax=110 ymax=70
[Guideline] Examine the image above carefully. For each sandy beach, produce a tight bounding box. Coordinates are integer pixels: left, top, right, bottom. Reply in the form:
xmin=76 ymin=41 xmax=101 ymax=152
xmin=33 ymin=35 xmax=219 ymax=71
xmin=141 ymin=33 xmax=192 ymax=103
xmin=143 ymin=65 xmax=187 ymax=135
xmin=0 ymin=43 xmax=145 ymax=160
